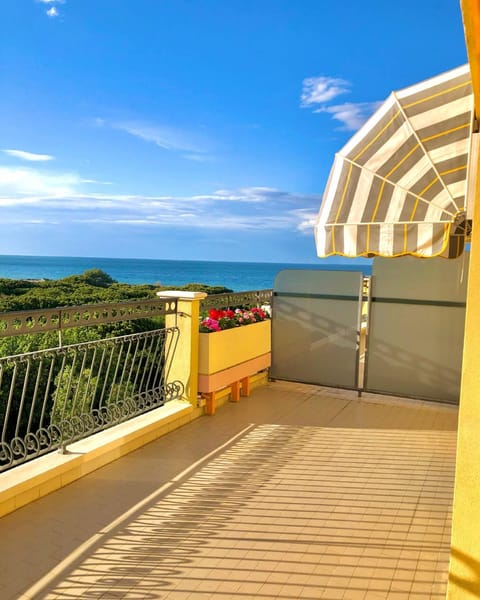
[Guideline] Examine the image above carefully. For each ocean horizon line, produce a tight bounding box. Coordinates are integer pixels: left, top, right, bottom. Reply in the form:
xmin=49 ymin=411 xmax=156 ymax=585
xmin=0 ymin=252 xmax=372 ymax=267
xmin=0 ymin=254 xmax=372 ymax=291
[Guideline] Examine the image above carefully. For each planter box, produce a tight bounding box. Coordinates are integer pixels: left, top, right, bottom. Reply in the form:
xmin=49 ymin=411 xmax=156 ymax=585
xmin=198 ymin=320 xmax=271 ymax=397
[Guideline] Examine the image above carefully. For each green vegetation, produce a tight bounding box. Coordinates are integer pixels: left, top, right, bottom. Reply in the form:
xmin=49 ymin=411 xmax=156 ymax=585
xmin=0 ymin=269 xmax=232 ymax=356
xmin=0 ymin=268 xmax=232 ymax=312
xmin=0 ymin=270 xmax=233 ymax=455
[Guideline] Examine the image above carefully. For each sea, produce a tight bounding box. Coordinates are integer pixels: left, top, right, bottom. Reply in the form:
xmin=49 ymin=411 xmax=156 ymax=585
xmin=0 ymin=255 xmax=372 ymax=292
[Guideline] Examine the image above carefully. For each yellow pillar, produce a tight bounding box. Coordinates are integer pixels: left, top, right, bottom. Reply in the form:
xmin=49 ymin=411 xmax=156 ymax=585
xmin=448 ymin=2 xmax=480 ymax=596
xmin=461 ymin=0 xmax=480 ymax=119
xmin=157 ymin=291 xmax=207 ymax=406
xmin=448 ymin=137 xmax=480 ymax=599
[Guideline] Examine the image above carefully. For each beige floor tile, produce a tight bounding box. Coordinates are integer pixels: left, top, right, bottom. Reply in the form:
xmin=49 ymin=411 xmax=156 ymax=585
xmin=0 ymin=381 xmax=457 ymax=600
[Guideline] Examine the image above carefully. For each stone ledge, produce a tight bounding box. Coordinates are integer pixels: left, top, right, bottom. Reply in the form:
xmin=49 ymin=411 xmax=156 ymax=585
xmin=0 ymin=400 xmax=195 ymax=518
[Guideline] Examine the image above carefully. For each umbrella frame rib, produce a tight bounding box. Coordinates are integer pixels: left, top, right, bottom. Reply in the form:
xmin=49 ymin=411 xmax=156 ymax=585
xmin=336 ymin=156 xmax=461 ymax=219
xmin=392 ymin=90 xmax=460 ymax=213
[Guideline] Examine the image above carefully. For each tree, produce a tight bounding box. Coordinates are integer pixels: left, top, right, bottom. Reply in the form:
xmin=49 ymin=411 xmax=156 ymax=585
xmin=79 ymin=269 xmax=116 ymax=288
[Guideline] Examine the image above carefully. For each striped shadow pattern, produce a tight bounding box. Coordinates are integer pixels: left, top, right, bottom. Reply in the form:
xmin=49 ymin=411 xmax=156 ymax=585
xmin=315 ymin=64 xmax=474 ymax=259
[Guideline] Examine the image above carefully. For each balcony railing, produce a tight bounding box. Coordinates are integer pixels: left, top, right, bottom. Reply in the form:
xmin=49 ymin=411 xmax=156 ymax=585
xmin=200 ymin=289 xmax=272 ymax=312
xmin=0 ymin=298 xmax=181 ymax=472
xmin=0 ymin=290 xmax=273 ymax=474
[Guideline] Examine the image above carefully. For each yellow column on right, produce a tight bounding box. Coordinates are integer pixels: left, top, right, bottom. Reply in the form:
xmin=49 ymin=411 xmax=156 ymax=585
xmin=447 ymin=2 xmax=480 ymax=597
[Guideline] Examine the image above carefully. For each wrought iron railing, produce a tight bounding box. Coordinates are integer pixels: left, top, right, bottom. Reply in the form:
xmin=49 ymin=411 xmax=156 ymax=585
xmin=0 ymin=297 xmax=177 ymax=339
xmin=0 ymin=298 xmax=181 ymax=472
xmin=201 ymin=289 xmax=272 ymax=312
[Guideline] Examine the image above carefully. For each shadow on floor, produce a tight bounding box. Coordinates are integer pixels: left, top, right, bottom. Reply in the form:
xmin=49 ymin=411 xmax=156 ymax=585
xmin=0 ymin=381 xmax=458 ymax=599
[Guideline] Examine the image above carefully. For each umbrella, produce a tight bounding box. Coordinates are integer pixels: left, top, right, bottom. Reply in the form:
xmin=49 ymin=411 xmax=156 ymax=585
xmin=315 ymin=64 xmax=475 ymax=258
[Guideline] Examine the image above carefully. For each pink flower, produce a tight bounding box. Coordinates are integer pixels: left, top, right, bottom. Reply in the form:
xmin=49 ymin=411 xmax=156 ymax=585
xmin=200 ymin=302 xmax=270 ymax=333
xmin=201 ymin=317 xmax=221 ymax=332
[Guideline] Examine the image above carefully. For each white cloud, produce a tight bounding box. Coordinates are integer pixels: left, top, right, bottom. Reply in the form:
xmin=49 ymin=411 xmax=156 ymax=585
xmin=93 ymin=117 xmax=214 ymax=160
xmin=0 ymin=166 xmax=80 ymax=197
xmin=182 ymin=153 xmax=214 ymax=163
xmin=293 ymin=209 xmax=318 ymax=233
xmin=80 ymin=179 xmax=113 ymax=185
xmin=314 ymin=101 xmax=382 ymax=131
xmin=113 ymin=120 xmax=209 ymax=158
xmin=0 ymin=164 xmax=320 ymax=233
xmin=36 ymin=0 xmax=65 ymax=18
xmin=301 ymin=76 xmax=350 ymax=106
xmin=301 ymin=74 xmax=382 ymax=131
xmin=2 ymin=149 xmax=54 ymax=162
xmin=73 ymin=213 xmax=302 ymax=231
xmin=208 ymin=187 xmax=281 ymax=203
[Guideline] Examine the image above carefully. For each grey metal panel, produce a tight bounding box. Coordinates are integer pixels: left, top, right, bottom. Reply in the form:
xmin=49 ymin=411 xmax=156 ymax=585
xmin=365 ymin=254 xmax=468 ymax=403
xmin=369 ymin=255 xmax=469 ymax=302
xmin=271 ymin=270 xmax=362 ymax=389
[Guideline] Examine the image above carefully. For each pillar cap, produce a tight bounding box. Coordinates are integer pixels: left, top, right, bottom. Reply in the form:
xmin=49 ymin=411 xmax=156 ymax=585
xmin=156 ymin=291 xmax=208 ymax=300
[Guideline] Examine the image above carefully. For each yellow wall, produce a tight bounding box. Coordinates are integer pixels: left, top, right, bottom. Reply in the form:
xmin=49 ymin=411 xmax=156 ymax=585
xmin=447 ymin=2 xmax=480 ymax=597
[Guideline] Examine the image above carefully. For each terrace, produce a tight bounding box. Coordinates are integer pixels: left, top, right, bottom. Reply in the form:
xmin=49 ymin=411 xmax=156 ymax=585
xmin=0 ymin=381 xmax=457 ymax=600
xmin=0 ymin=290 xmax=459 ymax=598
xmin=1 ymin=3 xmax=480 ymax=597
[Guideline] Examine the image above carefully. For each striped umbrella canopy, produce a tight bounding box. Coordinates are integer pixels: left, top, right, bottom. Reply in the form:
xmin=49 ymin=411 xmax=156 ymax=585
xmin=315 ymin=65 xmax=475 ymax=259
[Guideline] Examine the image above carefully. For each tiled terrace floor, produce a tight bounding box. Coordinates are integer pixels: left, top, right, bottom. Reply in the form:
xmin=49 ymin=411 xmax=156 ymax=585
xmin=0 ymin=381 xmax=457 ymax=600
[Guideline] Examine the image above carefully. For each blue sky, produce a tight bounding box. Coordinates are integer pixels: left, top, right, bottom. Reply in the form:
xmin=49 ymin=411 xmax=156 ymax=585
xmin=0 ymin=0 xmax=468 ymax=263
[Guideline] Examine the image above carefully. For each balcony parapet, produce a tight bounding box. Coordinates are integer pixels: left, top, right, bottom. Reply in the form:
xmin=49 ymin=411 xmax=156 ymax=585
xmin=0 ymin=298 xmax=177 ymax=338
xmin=0 ymin=399 xmax=196 ymax=519
xmin=200 ymin=289 xmax=272 ymax=312
xmin=0 ymin=297 xmax=182 ymax=472
xmin=0 ymin=289 xmax=272 ymax=516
